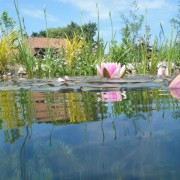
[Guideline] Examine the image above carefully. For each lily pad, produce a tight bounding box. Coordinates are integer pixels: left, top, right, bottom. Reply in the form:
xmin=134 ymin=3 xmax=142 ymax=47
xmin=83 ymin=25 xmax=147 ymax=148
xmin=0 ymin=75 xmax=169 ymax=92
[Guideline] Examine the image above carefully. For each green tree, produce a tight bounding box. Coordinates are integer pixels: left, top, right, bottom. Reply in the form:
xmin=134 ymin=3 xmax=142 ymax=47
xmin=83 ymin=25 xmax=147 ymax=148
xmin=110 ymin=0 xmax=145 ymax=65
xmin=120 ymin=0 xmax=144 ymax=44
xmin=31 ymin=21 xmax=97 ymax=42
xmin=170 ymin=1 xmax=180 ymax=38
xmin=81 ymin=22 xmax=97 ymax=42
xmin=31 ymin=30 xmax=46 ymax=37
xmin=0 ymin=11 xmax=16 ymax=34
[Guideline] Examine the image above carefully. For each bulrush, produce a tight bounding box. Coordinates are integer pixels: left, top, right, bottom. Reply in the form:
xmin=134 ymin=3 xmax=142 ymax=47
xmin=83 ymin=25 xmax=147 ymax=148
xmin=96 ymin=62 xmax=126 ymax=78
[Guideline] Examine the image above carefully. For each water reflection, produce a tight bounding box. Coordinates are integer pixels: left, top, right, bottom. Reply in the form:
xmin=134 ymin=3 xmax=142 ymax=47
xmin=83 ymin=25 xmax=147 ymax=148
xmin=98 ymin=91 xmax=126 ymax=102
xmin=0 ymin=89 xmax=180 ymax=179
xmin=0 ymin=89 xmax=179 ymax=130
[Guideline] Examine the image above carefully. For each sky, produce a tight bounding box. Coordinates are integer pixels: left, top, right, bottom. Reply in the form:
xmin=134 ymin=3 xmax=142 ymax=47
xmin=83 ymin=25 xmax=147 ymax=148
xmin=0 ymin=0 xmax=179 ymax=44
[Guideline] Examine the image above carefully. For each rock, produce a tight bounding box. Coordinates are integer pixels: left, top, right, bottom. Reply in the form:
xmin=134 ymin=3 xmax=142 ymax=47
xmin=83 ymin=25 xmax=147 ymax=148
xmin=17 ymin=66 xmax=26 ymax=76
xmin=7 ymin=73 xmax=12 ymax=76
xmin=2 ymin=74 xmax=7 ymax=79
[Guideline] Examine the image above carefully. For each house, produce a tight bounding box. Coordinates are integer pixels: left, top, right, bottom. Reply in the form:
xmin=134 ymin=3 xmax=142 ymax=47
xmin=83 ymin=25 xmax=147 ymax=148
xmin=26 ymin=37 xmax=66 ymax=57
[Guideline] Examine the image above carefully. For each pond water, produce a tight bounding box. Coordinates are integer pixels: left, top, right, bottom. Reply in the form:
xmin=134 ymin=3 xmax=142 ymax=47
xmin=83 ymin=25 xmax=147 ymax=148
xmin=0 ymin=77 xmax=180 ymax=179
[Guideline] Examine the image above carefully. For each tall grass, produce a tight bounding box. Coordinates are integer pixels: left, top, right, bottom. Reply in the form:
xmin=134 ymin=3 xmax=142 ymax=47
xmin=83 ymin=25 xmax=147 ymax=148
xmin=14 ymin=0 xmax=36 ymax=78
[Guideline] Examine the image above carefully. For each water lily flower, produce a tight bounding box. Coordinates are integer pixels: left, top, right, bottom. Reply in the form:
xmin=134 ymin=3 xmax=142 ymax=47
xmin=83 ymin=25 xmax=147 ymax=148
xmin=57 ymin=76 xmax=69 ymax=82
xmin=169 ymin=89 xmax=180 ymax=100
xmin=157 ymin=66 xmax=168 ymax=76
xmin=169 ymin=74 xmax=180 ymax=89
xmin=96 ymin=62 xmax=126 ymax=78
xmin=57 ymin=77 xmax=65 ymax=82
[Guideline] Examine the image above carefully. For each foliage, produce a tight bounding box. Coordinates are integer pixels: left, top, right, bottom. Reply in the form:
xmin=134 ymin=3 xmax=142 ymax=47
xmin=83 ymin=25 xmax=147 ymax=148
xmin=31 ymin=30 xmax=46 ymax=37
xmin=110 ymin=0 xmax=146 ymax=70
xmin=0 ymin=30 xmax=18 ymax=74
xmin=0 ymin=11 xmax=16 ymax=34
xmin=14 ymin=37 xmax=36 ymax=78
xmin=13 ymin=0 xmax=36 ymax=78
xmin=31 ymin=21 xmax=97 ymax=43
xmin=65 ymin=33 xmax=85 ymax=67
xmin=170 ymin=0 xmax=180 ymax=38
xmin=110 ymin=25 xmax=132 ymax=64
xmin=120 ymin=0 xmax=144 ymax=44
xmin=0 ymin=11 xmax=17 ymax=75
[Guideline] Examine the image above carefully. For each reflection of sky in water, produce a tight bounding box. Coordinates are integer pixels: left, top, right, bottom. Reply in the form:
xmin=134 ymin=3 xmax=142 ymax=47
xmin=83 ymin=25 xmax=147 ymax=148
xmin=0 ymin=89 xmax=180 ymax=179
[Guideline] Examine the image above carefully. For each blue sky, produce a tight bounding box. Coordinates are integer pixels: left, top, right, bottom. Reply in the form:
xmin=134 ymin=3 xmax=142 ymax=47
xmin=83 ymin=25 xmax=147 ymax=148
xmin=0 ymin=0 xmax=179 ymax=44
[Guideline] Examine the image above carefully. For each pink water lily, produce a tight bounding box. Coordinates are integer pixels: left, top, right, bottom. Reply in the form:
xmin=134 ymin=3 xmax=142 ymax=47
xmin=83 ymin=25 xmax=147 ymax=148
xmin=169 ymin=74 xmax=180 ymax=89
xmin=96 ymin=62 xmax=126 ymax=78
xmin=157 ymin=67 xmax=168 ymax=76
xmin=170 ymin=89 xmax=180 ymax=100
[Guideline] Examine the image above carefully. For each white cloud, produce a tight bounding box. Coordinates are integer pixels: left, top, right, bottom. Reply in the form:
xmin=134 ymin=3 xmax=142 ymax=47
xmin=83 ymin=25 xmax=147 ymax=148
xmin=138 ymin=0 xmax=171 ymax=10
xmin=55 ymin=0 xmax=176 ymax=20
xmin=55 ymin=0 xmax=121 ymax=20
xmin=21 ymin=8 xmax=58 ymax=22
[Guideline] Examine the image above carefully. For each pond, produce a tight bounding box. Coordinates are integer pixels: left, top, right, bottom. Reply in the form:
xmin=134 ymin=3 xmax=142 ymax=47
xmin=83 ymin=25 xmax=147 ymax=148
xmin=0 ymin=76 xmax=179 ymax=179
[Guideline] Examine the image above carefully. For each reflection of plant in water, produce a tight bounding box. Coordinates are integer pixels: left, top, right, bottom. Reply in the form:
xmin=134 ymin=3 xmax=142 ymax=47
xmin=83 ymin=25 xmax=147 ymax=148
xmin=32 ymin=92 xmax=102 ymax=124
xmin=0 ymin=91 xmax=33 ymax=129
xmin=111 ymin=89 xmax=180 ymax=138
xmin=0 ymin=91 xmax=32 ymax=143
xmin=66 ymin=92 xmax=99 ymax=123
xmin=0 ymin=90 xmax=109 ymax=130
xmin=17 ymin=90 xmax=34 ymax=124
xmin=0 ymin=90 xmax=34 ymax=144
xmin=4 ymin=128 xmax=22 ymax=144
xmin=0 ymin=91 xmax=21 ymax=128
xmin=112 ymin=89 xmax=179 ymax=118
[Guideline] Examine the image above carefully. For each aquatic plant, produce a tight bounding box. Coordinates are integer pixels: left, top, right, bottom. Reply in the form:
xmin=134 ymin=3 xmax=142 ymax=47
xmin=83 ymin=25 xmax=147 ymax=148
xmin=96 ymin=62 xmax=126 ymax=78
xmin=169 ymin=74 xmax=180 ymax=89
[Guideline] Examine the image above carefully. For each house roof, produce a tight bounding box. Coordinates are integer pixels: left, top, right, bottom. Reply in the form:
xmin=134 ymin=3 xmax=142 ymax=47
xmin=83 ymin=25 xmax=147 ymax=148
xmin=27 ymin=37 xmax=66 ymax=49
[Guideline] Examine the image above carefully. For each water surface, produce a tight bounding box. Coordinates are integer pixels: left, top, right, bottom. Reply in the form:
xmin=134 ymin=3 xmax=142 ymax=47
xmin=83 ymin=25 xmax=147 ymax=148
xmin=0 ymin=77 xmax=179 ymax=179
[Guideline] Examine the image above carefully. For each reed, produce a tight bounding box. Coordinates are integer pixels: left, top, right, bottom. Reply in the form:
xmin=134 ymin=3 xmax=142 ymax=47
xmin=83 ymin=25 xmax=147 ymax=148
xmin=14 ymin=0 xmax=36 ymax=78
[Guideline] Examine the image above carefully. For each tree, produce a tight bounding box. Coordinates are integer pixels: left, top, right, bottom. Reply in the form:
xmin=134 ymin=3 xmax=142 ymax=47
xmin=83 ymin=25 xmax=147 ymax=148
xmin=0 ymin=11 xmax=16 ymax=34
xmin=81 ymin=22 xmax=97 ymax=42
xmin=31 ymin=21 xmax=97 ymax=42
xmin=31 ymin=30 xmax=46 ymax=37
xmin=120 ymin=0 xmax=144 ymax=44
xmin=170 ymin=1 xmax=180 ymax=38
